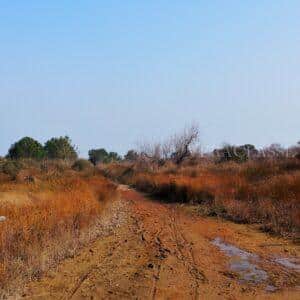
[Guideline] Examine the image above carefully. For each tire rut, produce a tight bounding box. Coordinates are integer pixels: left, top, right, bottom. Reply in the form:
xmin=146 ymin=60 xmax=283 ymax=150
xmin=168 ymin=206 xmax=206 ymax=300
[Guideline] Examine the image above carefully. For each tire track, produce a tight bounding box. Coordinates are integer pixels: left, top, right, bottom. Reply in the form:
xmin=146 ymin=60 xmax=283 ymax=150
xmin=168 ymin=206 xmax=206 ymax=300
xmin=67 ymin=267 xmax=94 ymax=299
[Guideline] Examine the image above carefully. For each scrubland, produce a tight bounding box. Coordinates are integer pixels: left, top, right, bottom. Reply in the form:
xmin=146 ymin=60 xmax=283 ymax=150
xmin=102 ymin=158 xmax=300 ymax=240
xmin=0 ymin=159 xmax=117 ymax=295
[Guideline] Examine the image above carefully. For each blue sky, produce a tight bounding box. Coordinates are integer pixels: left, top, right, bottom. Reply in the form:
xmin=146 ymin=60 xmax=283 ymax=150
xmin=1 ymin=1 xmax=300 ymax=157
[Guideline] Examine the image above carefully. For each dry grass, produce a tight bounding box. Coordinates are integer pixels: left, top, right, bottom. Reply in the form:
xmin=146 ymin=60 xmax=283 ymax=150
xmin=103 ymin=159 xmax=300 ymax=239
xmin=0 ymin=163 xmax=117 ymax=295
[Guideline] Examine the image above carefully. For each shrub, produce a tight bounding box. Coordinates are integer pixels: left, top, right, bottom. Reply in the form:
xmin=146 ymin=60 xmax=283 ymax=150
xmin=72 ymin=159 xmax=94 ymax=171
xmin=0 ymin=160 xmax=22 ymax=179
xmin=88 ymin=148 xmax=121 ymax=165
xmin=214 ymin=144 xmax=258 ymax=163
xmin=0 ymin=175 xmax=117 ymax=294
xmin=124 ymin=150 xmax=139 ymax=161
xmin=44 ymin=136 xmax=77 ymax=160
xmin=89 ymin=148 xmax=108 ymax=165
xmin=7 ymin=137 xmax=45 ymax=160
xmin=104 ymin=159 xmax=300 ymax=238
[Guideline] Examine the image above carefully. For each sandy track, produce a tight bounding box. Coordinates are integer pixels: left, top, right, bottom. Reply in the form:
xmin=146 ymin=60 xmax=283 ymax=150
xmin=21 ymin=186 xmax=299 ymax=300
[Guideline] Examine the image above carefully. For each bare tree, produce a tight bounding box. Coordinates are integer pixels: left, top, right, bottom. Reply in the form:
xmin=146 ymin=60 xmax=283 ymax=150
xmin=170 ymin=124 xmax=200 ymax=164
xmin=136 ymin=124 xmax=200 ymax=166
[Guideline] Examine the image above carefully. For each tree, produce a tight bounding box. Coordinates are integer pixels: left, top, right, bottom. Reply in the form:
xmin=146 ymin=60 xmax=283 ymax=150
xmin=214 ymin=144 xmax=258 ymax=163
xmin=88 ymin=148 xmax=108 ymax=165
xmin=7 ymin=137 xmax=45 ymax=159
xmin=124 ymin=150 xmax=139 ymax=161
xmin=138 ymin=124 xmax=200 ymax=165
xmin=170 ymin=124 xmax=199 ymax=164
xmin=88 ymin=148 xmax=121 ymax=165
xmin=44 ymin=136 xmax=78 ymax=160
xmin=107 ymin=152 xmax=122 ymax=162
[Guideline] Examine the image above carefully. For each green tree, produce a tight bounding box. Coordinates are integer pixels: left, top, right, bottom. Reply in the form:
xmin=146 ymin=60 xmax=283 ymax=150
xmin=88 ymin=148 xmax=108 ymax=165
xmin=88 ymin=149 xmax=121 ymax=165
xmin=124 ymin=150 xmax=138 ymax=161
xmin=107 ymin=151 xmax=122 ymax=162
xmin=44 ymin=136 xmax=78 ymax=160
xmin=7 ymin=137 xmax=45 ymax=159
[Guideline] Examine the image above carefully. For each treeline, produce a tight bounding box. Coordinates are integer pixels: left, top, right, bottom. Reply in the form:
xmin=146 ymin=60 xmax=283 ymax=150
xmin=2 ymin=136 xmax=122 ymax=165
xmin=2 ymin=129 xmax=300 ymax=168
xmin=119 ymin=125 xmax=300 ymax=166
xmin=7 ymin=136 xmax=77 ymax=160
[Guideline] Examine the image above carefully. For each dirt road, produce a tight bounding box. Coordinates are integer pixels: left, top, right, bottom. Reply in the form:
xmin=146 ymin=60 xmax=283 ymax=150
xmin=22 ymin=186 xmax=299 ymax=299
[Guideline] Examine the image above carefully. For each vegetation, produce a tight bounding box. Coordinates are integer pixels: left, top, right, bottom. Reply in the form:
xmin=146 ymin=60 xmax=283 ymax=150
xmin=103 ymin=155 xmax=300 ymax=239
xmin=124 ymin=150 xmax=139 ymax=162
xmin=72 ymin=158 xmax=94 ymax=172
xmin=138 ymin=124 xmax=200 ymax=166
xmin=0 ymin=160 xmax=22 ymax=179
xmin=0 ymin=162 xmax=117 ymax=295
xmin=44 ymin=136 xmax=78 ymax=160
xmin=88 ymin=148 xmax=121 ymax=165
xmin=1 ymin=129 xmax=299 ymax=294
xmin=7 ymin=137 xmax=45 ymax=160
xmin=213 ymin=144 xmax=258 ymax=163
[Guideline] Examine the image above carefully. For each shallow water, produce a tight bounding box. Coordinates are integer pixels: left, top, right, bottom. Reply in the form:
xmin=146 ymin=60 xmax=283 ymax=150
xmin=212 ymin=238 xmax=268 ymax=284
xmin=275 ymin=257 xmax=300 ymax=272
xmin=265 ymin=285 xmax=278 ymax=293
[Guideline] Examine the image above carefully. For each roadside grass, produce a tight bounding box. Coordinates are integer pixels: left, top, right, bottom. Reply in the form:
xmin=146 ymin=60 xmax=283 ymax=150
xmin=0 ymin=163 xmax=117 ymax=295
xmin=103 ymin=159 xmax=300 ymax=239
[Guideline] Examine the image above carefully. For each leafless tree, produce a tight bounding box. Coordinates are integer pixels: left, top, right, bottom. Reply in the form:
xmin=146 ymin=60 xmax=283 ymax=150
xmin=170 ymin=124 xmax=200 ymax=164
xmin=136 ymin=124 xmax=200 ymax=166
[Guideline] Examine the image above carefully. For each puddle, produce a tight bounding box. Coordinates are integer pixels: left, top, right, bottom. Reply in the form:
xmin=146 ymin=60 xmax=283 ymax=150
xmin=275 ymin=257 xmax=300 ymax=272
xmin=265 ymin=285 xmax=278 ymax=293
xmin=212 ymin=238 xmax=268 ymax=284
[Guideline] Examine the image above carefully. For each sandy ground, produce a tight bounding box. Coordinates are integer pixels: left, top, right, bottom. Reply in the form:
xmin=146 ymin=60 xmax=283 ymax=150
xmin=21 ymin=185 xmax=299 ymax=300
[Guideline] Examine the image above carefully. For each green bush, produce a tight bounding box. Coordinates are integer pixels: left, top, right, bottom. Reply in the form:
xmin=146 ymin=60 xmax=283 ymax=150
xmin=7 ymin=137 xmax=45 ymax=160
xmin=44 ymin=136 xmax=78 ymax=160
xmin=88 ymin=148 xmax=121 ymax=165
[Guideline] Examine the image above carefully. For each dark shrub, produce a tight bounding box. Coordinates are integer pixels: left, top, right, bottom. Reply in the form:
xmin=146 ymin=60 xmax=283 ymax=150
xmin=7 ymin=137 xmax=45 ymax=160
xmin=124 ymin=150 xmax=139 ymax=162
xmin=1 ymin=160 xmax=22 ymax=179
xmin=44 ymin=136 xmax=78 ymax=160
xmin=214 ymin=144 xmax=258 ymax=163
xmin=72 ymin=159 xmax=94 ymax=171
xmin=88 ymin=148 xmax=121 ymax=165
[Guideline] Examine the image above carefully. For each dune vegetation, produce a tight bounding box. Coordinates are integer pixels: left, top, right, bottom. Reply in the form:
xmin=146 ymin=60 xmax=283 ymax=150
xmin=102 ymin=158 xmax=300 ymax=239
xmin=0 ymin=158 xmax=117 ymax=295
xmin=102 ymin=125 xmax=300 ymax=240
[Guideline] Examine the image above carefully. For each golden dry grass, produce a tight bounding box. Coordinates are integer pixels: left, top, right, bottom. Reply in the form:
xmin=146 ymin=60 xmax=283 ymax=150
xmin=103 ymin=159 xmax=300 ymax=239
xmin=0 ymin=166 xmax=117 ymax=295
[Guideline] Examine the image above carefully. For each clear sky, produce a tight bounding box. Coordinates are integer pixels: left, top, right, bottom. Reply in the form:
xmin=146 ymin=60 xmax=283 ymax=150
xmin=1 ymin=1 xmax=300 ymax=157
